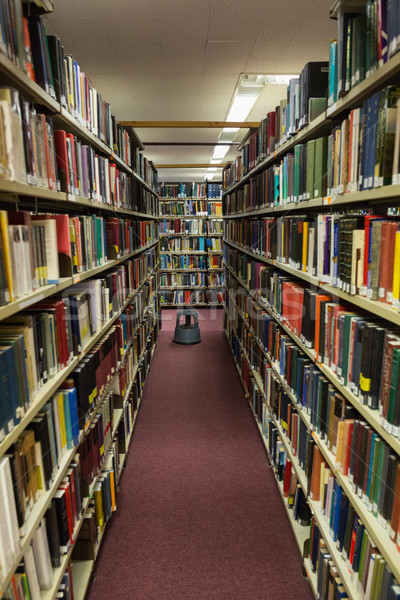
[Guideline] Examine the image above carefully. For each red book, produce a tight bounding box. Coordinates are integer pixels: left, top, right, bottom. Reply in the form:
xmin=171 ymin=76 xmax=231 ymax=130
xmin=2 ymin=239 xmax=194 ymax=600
xmin=283 ymin=458 xmax=292 ymax=497
xmin=54 ymin=130 xmax=71 ymax=193
xmin=362 ymin=216 xmax=381 ymax=295
xmin=58 ymin=480 xmax=74 ymax=544
xmin=106 ymin=218 xmax=120 ymax=259
xmin=314 ymin=293 xmax=331 ymax=362
xmin=267 ymin=111 xmax=276 ymax=155
xmin=342 ymin=420 xmax=354 ymax=476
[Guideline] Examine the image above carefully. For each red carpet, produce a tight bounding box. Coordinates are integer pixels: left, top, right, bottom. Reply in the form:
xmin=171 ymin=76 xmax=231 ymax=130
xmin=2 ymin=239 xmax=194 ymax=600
xmin=86 ymin=309 xmax=314 ymax=600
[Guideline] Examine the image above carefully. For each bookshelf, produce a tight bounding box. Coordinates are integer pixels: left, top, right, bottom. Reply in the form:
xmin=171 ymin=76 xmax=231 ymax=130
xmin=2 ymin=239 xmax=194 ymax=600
xmin=0 ymin=1 xmax=160 ymax=598
xmin=222 ymin=3 xmax=400 ymax=598
xmin=159 ymin=182 xmax=224 ymax=307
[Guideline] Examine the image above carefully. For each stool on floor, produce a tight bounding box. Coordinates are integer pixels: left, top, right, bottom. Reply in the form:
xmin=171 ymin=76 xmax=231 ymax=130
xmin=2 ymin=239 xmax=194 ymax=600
xmin=173 ymin=308 xmax=201 ymax=345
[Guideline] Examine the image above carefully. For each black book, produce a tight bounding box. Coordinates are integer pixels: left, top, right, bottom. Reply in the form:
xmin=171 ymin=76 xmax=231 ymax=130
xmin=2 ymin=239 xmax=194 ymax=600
xmin=359 ymin=323 xmax=375 ymax=405
xmin=319 ymin=378 xmax=329 ymax=440
xmin=45 ymin=500 xmax=62 ymax=567
xmin=300 ymin=62 xmax=329 ymax=127
xmin=53 ymin=488 xmax=70 ymax=553
xmin=368 ymin=326 xmax=386 ymax=409
xmin=30 ymin=412 xmax=52 ymax=490
xmin=336 ymin=494 xmax=349 ymax=552
xmin=27 ymin=17 xmax=50 ymax=96
xmin=342 ymin=505 xmax=355 ymax=560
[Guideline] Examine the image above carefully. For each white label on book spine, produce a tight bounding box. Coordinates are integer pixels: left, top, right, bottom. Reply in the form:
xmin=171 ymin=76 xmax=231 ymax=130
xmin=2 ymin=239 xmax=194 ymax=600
xmin=351 ymin=285 xmax=356 ymax=295
xmin=360 ymin=286 xmax=367 ymax=297
xmin=367 ymin=288 xmax=373 ymax=299
xmin=378 ymin=287 xmax=385 ymax=299
xmin=387 ymin=292 xmax=393 ymax=303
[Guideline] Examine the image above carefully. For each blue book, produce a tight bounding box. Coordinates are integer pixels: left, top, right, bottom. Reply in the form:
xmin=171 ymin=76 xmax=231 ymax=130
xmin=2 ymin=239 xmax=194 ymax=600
xmin=199 ymin=237 xmax=205 ymax=252
xmin=0 ymin=347 xmax=14 ymax=435
xmin=337 ymin=494 xmax=349 ymax=551
xmin=331 ymin=482 xmax=342 ymax=541
xmin=328 ymin=40 xmax=338 ymax=107
xmin=66 ymin=388 xmax=79 ymax=446
xmin=62 ymin=391 xmax=73 ymax=449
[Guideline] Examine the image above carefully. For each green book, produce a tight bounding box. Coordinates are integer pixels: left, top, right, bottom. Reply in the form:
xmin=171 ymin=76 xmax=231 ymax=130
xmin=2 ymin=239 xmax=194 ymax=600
xmin=309 ymin=98 xmax=326 ymax=123
xmin=354 ymin=14 xmax=366 ymax=86
xmin=345 ymin=17 xmax=354 ymax=91
xmin=387 ymin=347 xmax=400 ymax=427
xmin=370 ymin=556 xmax=385 ymax=600
xmin=372 ymin=439 xmax=386 ymax=516
xmin=294 ymin=145 xmax=301 ymax=202
xmin=314 ymin=137 xmax=328 ymax=199
xmin=306 ymin=139 xmax=316 ymax=199
xmin=357 ymin=529 xmax=369 ymax=583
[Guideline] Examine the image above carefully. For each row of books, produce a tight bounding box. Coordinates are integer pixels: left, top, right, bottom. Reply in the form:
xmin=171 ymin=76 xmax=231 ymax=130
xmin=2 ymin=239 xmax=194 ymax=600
xmin=225 ymin=258 xmax=400 ymax=441
xmin=224 ymin=211 xmax=400 ymax=308
xmin=159 ymin=200 xmax=223 ymax=217
xmin=0 ymin=387 xmax=80 ymax=578
xmin=160 ymin=254 xmax=222 ymax=271
xmin=328 ymin=2 xmax=400 ymax=106
xmin=2 ymin=299 xmax=159 ymax=590
xmin=251 ymin=62 xmax=329 ymax=167
xmin=264 ymin=424 xmax=353 ymax=599
xmin=0 ymin=258 xmax=157 ymax=434
xmin=160 ymin=271 xmax=224 ymax=288
xmin=69 ymin=278 xmax=157 ymax=425
xmin=224 ymin=84 xmax=400 ymax=214
xmin=159 ymin=236 xmax=222 ymax=253
xmin=0 ymin=87 xmax=158 ymax=213
xmin=159 ymin=182 xmax=221 ymax=198
xmin=227 ymin=304 xmax=400 ymax=596
xmin=0 ymin=208 xmax=158 ymax=304
xmin=159 ymin=219 xmax=223 ymax=235
xmin=160 ymin=289 xmax=223 ymax=305
xmin=0 ymin=7 xmax=124 ymax=162
xmin=267 ymin=410 xmax=400 ymax=598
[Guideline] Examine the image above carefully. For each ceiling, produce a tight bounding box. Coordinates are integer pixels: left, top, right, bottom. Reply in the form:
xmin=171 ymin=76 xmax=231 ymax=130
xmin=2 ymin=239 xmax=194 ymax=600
xmin=45 ymin=0 xmax=337 ymax=183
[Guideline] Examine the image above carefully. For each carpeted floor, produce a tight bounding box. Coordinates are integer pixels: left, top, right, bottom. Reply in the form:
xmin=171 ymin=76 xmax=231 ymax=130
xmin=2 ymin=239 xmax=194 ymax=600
xmin=86 ymin=308 xmax=314 ymax=600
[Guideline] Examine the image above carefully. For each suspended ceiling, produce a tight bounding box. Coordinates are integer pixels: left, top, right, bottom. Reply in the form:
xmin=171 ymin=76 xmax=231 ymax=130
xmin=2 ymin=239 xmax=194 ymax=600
xmin=45 ymin=0 xmax=337 ymax=183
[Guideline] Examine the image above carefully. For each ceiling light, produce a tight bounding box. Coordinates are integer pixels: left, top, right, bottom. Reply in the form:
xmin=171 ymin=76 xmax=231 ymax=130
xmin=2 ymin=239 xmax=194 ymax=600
xmin=210 ymin=159 xmax=221 ymax=164
xmin=226 ymin=93 xmax=259 ymax=122
xmin=212 ymin=145 xmax=230 ymax=160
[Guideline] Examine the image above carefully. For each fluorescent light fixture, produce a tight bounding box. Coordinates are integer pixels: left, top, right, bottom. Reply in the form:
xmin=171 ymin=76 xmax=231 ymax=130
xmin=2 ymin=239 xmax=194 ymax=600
xmin=264 ymin=74 xmax=297 ymax=84
xmin=226 ymin=93 xmax=259 ymax=122
xmin=212 ymin=144 xmax=230 ymax=160
xmin=210 ymin=159 xmax=221 ymax=164
xmin=207 ymin=167 xmax=217 ymax=172
xmin=222 ymin=127 xmax=240 ymax=133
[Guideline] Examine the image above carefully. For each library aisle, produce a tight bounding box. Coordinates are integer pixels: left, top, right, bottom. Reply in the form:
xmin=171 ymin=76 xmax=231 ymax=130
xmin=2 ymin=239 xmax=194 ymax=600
xmin=86 ymin=309 xmax=313 ymax=600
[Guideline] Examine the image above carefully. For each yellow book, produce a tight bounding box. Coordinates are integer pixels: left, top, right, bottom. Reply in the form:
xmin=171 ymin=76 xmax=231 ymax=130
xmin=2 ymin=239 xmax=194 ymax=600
xmin=392 ymin=231 xmax=400 ymax=309
xmin=94 ymin=483 xmax=104 ymax=530
xmin=0 ymin=210 xmax=14 ymax=302
xmin=57 ymin=392 xmax=68 ymax=452
xmin=109 ymin=470 xmax=116 ymax=511
xmin=302 ymin=221 xmax=309 ymax=271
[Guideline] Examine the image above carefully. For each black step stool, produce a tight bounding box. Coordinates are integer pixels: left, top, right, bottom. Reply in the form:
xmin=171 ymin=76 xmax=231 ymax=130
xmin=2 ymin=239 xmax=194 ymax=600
xmin=173 ymin=308 xmax=201 ymax=345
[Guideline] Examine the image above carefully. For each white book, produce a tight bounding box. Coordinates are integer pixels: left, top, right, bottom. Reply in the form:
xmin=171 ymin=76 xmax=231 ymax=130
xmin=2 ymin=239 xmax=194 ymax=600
xmin=31 ymin=518 xmax=53 ymax=590
xmin=0 ymin=96 xmax=26 ymax=184
xmin=307 ymin=226 xmax=315 ymax=275
xmin=24 ymin=545 xmax=41 ymax=600
xmin=104 ymin=158 xmax=111 ymax=205
xmin=317 ymin=214 xmax=325 ymax=281
xmin=31 ymin=219 xmax=60 ymax=284
xmin=94 ymin=155 xmax=100 ymax=202
xmin=0 ymin=457 xmax=20 ymax=572
xmin=9 ymin=224 xmax=23 ymax=299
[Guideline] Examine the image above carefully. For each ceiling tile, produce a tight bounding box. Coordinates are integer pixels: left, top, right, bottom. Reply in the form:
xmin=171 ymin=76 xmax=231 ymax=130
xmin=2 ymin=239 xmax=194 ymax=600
xmin=155 ymin=0 xmax=212 ymax=20
xmin=205 ymin=41 xmax=253 ymax=73
xmin=208 ymin=18 xmax=261 ymax=41
xmin=211 ymin=0 xmax=268 ymax=19
xmin=113 ymin=42 xmax=164 ymax=73
xmin=103 ymin=19 xmax=159 ymax=43
xmin=95 ymin=0 xmax=157 ymax=18
xmin=51 ymin=0 xmax=99 ymax=18
xmin=156 ymin=19 xmax=209 ymax=41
